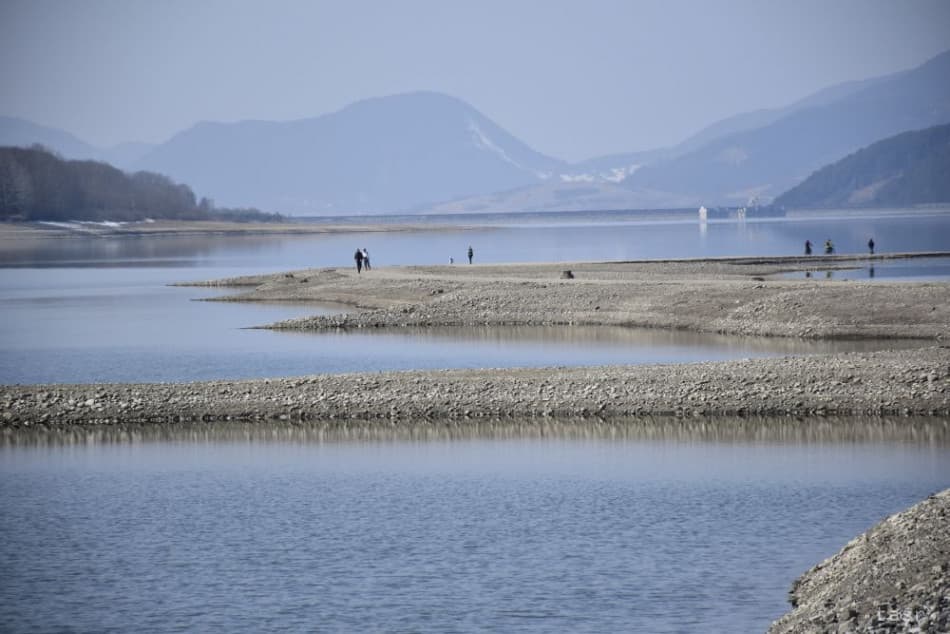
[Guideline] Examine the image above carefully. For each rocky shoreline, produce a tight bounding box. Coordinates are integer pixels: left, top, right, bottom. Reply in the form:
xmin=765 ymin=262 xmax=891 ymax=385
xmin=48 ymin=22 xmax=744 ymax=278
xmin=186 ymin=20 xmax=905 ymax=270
xmin=3 ymin=253 xmax=950 ymax=429
xmin=188 ymin=254 xmax=950 ymax=341
xmin=2 ymin=347 xmax=948 ymax=428
xmin=768 ymin=489 xmax=950 ymax=634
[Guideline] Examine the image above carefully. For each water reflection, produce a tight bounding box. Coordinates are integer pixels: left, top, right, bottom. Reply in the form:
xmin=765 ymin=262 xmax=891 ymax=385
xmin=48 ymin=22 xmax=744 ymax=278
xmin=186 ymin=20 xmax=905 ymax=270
xmin=4 ymin=416 xmax=948 ymax=447
xmin=780 ymin=256 xmax=950 ymax=281
xmin=276 ymin=324 xmax=928 ymax=357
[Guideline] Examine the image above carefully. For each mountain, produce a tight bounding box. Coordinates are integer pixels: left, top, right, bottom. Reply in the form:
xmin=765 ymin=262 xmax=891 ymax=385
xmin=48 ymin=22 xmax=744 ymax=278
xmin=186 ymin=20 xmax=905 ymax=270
xmin=0 ymin=116 xmax=154 ymax=169
xmin=619 ymin=50 xmax=950 ymax=206
xmin=420 ymin=180 xmax=700 ymax=215
xmin=772 ymin=124 xmax=950 ymax=209
xmin=134 ymin=92 xmax=567 ymax=214
xmin=0 ymin=116 xmax=100 ymax=160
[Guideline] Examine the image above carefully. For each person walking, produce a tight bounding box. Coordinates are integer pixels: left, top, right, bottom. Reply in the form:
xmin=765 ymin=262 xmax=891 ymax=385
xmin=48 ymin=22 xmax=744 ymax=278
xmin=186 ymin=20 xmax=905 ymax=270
xmin=467 ymin=245 xmax=474 ymax=264
xmin=362 ymin=248 xmax=371 ymax=271
xmin=868 ymin=238 xmax=875 ymax=255
xmin=824 ymin=239 xmax=834 ymax=255
xmin=804 ymin=240 xmax=812 ymax=255
xmin=354 ymin=248 xmax=363 ymax=274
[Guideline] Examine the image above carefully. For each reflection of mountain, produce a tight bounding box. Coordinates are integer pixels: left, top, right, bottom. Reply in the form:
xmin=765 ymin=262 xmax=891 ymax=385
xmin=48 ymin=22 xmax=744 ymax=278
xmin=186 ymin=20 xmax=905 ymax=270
xmin=0 ymin=233 xmax=290 ymax=267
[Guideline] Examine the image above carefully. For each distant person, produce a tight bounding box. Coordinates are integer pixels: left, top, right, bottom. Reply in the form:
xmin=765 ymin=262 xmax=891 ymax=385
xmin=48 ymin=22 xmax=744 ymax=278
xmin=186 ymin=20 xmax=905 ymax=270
xmin=450 ymin=257 xmax=454 ymax=264
xmin=804 ymin=240 xmax=812 ymax=255
xmin=362 ymin=248 xmax=371 ymax=271
xmin=467 ymin=245 xmax=474 ymax=264
xmin=354 ymin=248 xmax=363 ymax=274
xmin=868 ymin=238 xmax=875 ymax=255
xmin=824 ymin=239 xmax=834 ymax=255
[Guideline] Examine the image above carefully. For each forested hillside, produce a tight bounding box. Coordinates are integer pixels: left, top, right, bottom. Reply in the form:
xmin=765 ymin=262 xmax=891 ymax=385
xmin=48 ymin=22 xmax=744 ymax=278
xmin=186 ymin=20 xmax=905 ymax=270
xmin=773 ymin=124 xmax=950 ymax=209
xmin=0 ymin=145 xmax=279 ymax=222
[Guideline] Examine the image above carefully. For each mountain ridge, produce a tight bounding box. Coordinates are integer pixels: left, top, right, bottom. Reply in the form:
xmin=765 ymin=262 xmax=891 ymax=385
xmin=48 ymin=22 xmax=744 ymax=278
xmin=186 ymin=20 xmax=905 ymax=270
xmin=3 ymin=50 xmax=948 ymax=214
xmin=772 ymin=123 xmax=950 ymax=208
xmin=134 ymin=90 xmax=567 ymax=213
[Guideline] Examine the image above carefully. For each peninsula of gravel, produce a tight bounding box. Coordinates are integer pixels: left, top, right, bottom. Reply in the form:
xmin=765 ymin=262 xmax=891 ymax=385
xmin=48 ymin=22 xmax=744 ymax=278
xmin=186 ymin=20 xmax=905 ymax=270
xmin=195 ymin=253 xmax=950 ymax=340
xmin=3 ymin=253 xmax=950 ymax=428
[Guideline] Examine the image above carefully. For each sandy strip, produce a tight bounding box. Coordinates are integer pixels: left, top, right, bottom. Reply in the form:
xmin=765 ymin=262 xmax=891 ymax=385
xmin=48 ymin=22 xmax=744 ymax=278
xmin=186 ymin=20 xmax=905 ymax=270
xmin=188 ymin=254 xmax=950 ymax=340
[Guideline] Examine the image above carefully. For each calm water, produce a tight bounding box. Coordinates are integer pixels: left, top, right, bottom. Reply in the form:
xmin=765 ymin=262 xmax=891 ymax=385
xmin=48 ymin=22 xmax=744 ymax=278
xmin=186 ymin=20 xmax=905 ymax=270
xmin=5 ymin=210 xmax=950 ymax=268
xmin=780 ymin=256 xmax=950 ymax=281
xmin=1 ymin=211 xmax=947 ymax=384
xmin=2 ymin=213 xmax=949 ymax=632
xmin=1 ymin=421 xmax=948 ymax=633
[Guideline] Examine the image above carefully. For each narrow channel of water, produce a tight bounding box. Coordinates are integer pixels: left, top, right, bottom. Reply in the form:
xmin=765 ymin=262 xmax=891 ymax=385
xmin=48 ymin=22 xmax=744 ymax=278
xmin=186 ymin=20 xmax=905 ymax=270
xmin=1 ymin=419 xmax=948 ymax=633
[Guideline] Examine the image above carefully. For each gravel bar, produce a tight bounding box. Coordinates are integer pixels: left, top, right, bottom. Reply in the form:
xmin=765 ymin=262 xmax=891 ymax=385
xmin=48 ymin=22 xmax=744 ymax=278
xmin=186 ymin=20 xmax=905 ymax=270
xmin=2 ymin=347 xmax=949 ymax=428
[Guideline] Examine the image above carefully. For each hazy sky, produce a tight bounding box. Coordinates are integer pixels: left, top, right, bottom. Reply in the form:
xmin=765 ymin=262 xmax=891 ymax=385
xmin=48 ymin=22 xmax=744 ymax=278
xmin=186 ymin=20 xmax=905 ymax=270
xmin=2 ymin=0 xmax=949 ymax=162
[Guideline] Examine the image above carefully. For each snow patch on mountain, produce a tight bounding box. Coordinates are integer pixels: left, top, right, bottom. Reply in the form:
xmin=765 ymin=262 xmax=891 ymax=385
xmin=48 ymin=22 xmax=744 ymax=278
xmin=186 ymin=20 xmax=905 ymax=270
xmin=558 ymin=164 xmax=641 ymax=184
xmin=467 ymin=119 xmax=549 ymax=179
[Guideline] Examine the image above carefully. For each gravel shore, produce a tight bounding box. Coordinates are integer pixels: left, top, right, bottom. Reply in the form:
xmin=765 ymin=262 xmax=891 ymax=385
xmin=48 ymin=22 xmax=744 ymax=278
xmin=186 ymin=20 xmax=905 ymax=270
xmin=190 ymin=254 xmax=950 ymax=340
xmin=2 ymin=346 xmax=948 ymax=428
xmin=768 ymin=489 xmax=950 ymax=634
xmin=3 ymin=253 xmax=949 ymax=428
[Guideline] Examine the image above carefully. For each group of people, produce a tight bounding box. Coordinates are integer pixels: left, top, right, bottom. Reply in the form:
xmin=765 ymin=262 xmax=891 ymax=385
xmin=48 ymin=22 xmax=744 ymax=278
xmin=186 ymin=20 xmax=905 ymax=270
xmin=353 ymin=248 xmax=370 ymax=273
xmin=353 ymin=245 xmax=475 ymax=273
xmin=803 ymin=238 xmax=875 ymax=255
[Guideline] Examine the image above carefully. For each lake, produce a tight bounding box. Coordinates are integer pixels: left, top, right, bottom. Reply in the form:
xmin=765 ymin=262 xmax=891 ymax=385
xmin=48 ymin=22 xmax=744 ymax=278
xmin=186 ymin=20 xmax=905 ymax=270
xmin=1 ymin=210 xmax=948 ymax=384
xmin=2 ymin=211 xmax=949 ymax=633
xmin=1 ymin=420 xmax=948 ymax=633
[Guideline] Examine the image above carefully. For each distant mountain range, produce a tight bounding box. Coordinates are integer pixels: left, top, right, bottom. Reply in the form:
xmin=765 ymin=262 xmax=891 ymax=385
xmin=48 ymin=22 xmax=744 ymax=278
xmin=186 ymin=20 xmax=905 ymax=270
xmin=773 ymin=124 xmax=950 ymax=209
xmin=2 ymin=49 xmax=948 ymax=214
xmin=620 ymin=49 xmax=950 ymax=207
xmin=0 ymin=116 xmax=155 ymax=168
xmin=134 ymin=92 xmax=566 ymax=213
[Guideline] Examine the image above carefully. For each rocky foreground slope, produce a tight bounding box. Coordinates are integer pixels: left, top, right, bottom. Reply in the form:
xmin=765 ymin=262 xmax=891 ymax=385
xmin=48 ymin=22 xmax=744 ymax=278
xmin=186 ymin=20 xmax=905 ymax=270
xmin=769 ymin=489 xmax=949 ymax=634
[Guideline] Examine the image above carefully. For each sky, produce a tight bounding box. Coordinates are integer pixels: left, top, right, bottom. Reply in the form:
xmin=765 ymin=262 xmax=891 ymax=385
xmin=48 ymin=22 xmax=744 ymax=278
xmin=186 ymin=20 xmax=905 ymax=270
xmin=1 ymin=0 xmax=949 ymax=163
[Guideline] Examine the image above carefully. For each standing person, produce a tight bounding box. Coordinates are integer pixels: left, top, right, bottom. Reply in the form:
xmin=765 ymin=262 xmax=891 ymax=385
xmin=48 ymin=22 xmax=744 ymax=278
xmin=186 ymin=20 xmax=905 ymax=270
xmin=824 ymin=239 xmax=834 ymax=254
xmin=467 ymin=245 xmax=474 ymax=264
xmin=804 ymin=240 xmax=812 ymax=255
xmin=868 ymin=238 xmax=875 ymax=255
xmin=354 ymin=248 xmax=363 ymax=274
xmin=362 ymin=248 xmax=371 ymax=271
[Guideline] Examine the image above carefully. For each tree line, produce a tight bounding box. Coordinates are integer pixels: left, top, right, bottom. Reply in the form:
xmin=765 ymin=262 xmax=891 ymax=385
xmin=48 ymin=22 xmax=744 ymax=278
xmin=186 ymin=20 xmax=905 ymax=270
xmin=0 ymin=145 xmax=282 ymax=222
xmin=773 ymin=124 xmax=950 ymax=209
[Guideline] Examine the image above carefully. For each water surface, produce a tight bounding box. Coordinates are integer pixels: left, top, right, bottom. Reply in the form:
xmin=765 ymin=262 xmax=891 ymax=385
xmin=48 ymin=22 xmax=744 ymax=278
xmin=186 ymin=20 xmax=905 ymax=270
xmin=1 ymin=210 xmax=947 ymax=384
xmin=1 ymin=420 xmax=948 ymax=633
